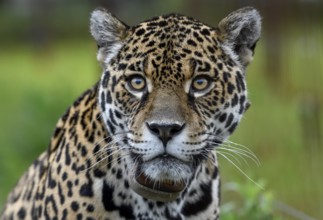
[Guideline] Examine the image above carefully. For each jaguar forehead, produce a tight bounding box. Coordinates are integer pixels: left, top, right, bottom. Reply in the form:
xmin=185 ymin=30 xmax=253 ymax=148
xmin=141 ymin=58 xmax=201 ymax=93
xmin=123 ymin=17 xmax=218 ymax=62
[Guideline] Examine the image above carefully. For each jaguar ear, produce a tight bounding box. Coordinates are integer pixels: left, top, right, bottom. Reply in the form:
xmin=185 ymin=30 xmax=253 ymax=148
xmin=218 ymin=7 xmax=261 ymax=67
xmin=90 ymin=8 xmax=129 ymax=65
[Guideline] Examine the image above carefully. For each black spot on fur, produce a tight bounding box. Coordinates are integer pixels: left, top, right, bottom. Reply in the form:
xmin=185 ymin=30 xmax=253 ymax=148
xmin=87 ymin=204 xmax=95 ymax=212
xmin=17 ymin=207 xmax=26 ymax=219
xmin=47 ymin=170 xmax=57 ymax=189
xmin=223 ymin=72 xmax=230 ymax=83
xmin=118 ymin=63 xmax=127 ymax=71
xmin=93 ymin=169 xmax=105 ymax=178
xmin=71 ymin=201 xmax=79 ymax=212
xmin=44 ymin=195 xmax=58 ymax=219
xmin=124 ymin=180 xmax=130 ymax=189
xmin=201 ymin=28 xmax=211 ymax=36
xmin=106 ymin=120 xmax=116 ymax=134
xmin=228 ymin=122 xmax=238 ymax=134
xmin=67 ymin=181 xmax=73 ymax=197
xmin=63 ymin=143 xmax=71 ymax=166
xmin=102 ymin=181 xmax=135 ymax=219
xmin=217 ymin=63 xmax=223 ymax=70
xmin=239 ymin=95 xmax=246 ymax=114
xmin=193 ymin=31 xmax=204 ymax=43
xmin=135 ymin=28 xmax=145 ymax=36
xmin=102 ymin=181 xmax=115 ymax=211
xmin=158 ymin=20 xmax=168 ymax=26
xmin=102 ymin=71 xmax=110 ymax=88
xmin=79 ymin=182 xmax=94 ymax=198
xmin=219 ymin=113 xmax=227 ymax=123
xmin=207 ymin=46 xmax=215 ymax=54
xmin=100 ymin=92 xmax=106 ymax=111
xmin=225 ymin=113 xmax=234 ymax=128
xmin=116 ymin=169 xmax=123 ymax=179
xmin=227 ymin=82 xmax=235 ymax=95
xmin=92 ymin=145 xmax=100 ymax=154
xmin=62 ymin=209 xmax=68 ymax=220
xmin=109 ymin=109 xmax=118 ymax=126
xmin=231 ymin=93 xmax=238 ymax=107
xmin=182 ymin=182 xmax=213 ymax=216
xmin=187 ymin=39 xmax=197 ymax=47
xmin=79 ymin=145 xmax=87 ymax=157
xmin=77 ymin=213 xmax=83 ymax=220
xmin=183 ymin=48 xmax=192 ymax=54
xmin=114 ymin=109 xmax=122 ymax=119
xmin=111 ymin=76 xmax=117 ymax=93
xmin=106 ymin=92 xmax=112 ymax=104
xmin=235 ymin=71 xmax=245 ymax=92
xmin=62 ymin=172 xmax=68 ymax=181
xmin=53 ymin=127 xmax=62 ymax=138
xmin=57 ymin=183 xmax=65 ymax=205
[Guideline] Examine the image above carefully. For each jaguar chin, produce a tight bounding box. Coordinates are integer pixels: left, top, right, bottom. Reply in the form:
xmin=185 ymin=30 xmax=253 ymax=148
xmin=129 ymin=154 xmax=194 ymax=201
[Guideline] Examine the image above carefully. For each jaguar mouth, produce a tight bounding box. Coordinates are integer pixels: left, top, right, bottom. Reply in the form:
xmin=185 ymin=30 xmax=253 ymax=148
xmin=129 ymin=155 xmax=190 ymax=202
xmin=136 ymin=171 xmax=185 ymax=193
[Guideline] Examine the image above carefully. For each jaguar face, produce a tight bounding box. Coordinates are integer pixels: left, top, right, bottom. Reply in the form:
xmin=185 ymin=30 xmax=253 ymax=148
xmin=91 ymin=8 xmax=261 ymax=201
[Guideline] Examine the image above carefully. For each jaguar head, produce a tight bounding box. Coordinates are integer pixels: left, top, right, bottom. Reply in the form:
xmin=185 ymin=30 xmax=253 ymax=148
xmin=90 ymin=7 xmax=261 ymax=201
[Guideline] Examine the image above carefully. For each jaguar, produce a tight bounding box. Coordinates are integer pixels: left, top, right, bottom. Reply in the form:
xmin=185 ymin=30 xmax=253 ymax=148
xmin=1 ymin=6 xmax=261 ymax=220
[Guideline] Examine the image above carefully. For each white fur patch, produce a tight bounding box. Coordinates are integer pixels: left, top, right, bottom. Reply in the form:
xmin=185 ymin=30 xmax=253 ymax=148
xmin=221 ymin=43 xmax=241 ymax=67
xmin=103 ymin=42 xmax=123 ymax=65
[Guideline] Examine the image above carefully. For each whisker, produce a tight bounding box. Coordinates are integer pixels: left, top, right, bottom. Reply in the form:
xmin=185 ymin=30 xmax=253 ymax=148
xmin=92 ymin=130 xmax=130 ymax=146
xmin=97 ymin=112 xmax=104 ymax=120
xmin=91 ymin=132 xmax=132 ymax=158
xmin=83 ymin=144 xmax=131 ymax=172
xmin=200 ymin=151 xmax=219 ymax=169
xmin=83 ymin=152 xmax=117 ymax=172
xmin=92 ymin=138 xmax=126 ymax=157
xmin=224 ymin=140 xmax=259 ymax=159
xmin=216 ymin=147 xmax=248 ymax=166
xmin=216 ymin=151 xmax=264 ymax=190
xmin=222 ymin=144 xmax=260 ymax=166
xmin=224 ymin=139 xmax=251 ymax=149
xmin=101 ymin=152 xmax=132 ymax=169
xmin=206 ymin=138 xmax=260 ymax=166
xmin=221 ymin=141 xmax=257 ymax=156
xmin=216 ymin=144 xmax=260 ymax=166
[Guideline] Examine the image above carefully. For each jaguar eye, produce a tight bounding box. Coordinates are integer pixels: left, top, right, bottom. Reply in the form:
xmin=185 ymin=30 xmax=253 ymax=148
xmin=128 ymin=75 xmax=146 ymax=92
xmin=191 ymin=76 xmax=211 ymax=92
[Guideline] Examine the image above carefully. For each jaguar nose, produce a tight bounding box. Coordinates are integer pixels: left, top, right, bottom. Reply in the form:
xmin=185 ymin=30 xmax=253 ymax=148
xmin=146 ymin=122 xmax=185 ymax=147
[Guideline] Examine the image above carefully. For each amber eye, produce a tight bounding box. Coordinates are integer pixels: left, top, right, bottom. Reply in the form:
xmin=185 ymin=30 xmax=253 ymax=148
xmin=191 ymin=76 xmax=211 ymax=92
xmin=128 ymin=75 xmax=146 ymax=92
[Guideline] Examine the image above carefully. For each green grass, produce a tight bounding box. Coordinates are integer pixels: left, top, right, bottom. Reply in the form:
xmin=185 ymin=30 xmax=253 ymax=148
xmin=0 ymin=34 xmax=322 ymax=219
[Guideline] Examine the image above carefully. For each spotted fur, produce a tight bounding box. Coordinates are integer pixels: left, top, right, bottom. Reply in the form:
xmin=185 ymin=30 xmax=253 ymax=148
xmin=1 ymin=7 xmax=261 ymax=220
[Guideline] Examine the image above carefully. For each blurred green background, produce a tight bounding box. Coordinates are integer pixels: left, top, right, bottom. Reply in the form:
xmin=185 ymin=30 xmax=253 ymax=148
xmin=0 ymin=0 xmax=322 ymax=219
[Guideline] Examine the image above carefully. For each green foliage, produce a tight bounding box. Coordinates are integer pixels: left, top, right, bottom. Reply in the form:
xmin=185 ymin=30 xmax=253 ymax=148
xmin=221 ymin=180 xmax=281 ymax=220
